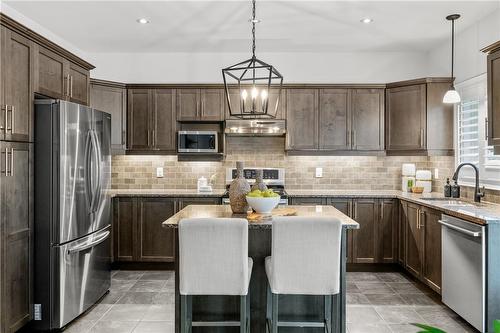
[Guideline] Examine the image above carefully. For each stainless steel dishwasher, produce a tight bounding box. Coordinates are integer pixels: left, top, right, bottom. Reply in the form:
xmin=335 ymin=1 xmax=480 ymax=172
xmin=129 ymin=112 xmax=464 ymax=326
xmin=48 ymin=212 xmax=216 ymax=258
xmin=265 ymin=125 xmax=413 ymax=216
xmin=438 ymin=214 xmax=485 ymax=332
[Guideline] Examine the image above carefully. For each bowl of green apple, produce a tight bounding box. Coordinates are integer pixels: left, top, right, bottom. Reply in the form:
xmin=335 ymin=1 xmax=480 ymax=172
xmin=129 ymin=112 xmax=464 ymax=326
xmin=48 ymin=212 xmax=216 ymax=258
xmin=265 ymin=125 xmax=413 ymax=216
xmin=246 ymin=189 xmax=281 ymax=214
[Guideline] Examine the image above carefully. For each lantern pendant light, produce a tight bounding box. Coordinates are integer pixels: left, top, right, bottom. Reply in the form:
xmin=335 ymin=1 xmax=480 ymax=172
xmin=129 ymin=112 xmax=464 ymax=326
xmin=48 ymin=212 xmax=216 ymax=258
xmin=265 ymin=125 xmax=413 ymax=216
xmin=222 ymin=0 xmax=283 ymax=119
xmin=443 ymin=14 xmax=461 ymax=104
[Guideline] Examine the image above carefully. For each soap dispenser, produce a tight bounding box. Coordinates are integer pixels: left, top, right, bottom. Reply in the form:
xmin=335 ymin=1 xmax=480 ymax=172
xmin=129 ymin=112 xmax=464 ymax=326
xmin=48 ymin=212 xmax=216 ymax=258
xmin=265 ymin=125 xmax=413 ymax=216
xmin=444 ymin=178 xmax=452 ymax=197
xmin=451 ymin=180 xmax=461 ymax=198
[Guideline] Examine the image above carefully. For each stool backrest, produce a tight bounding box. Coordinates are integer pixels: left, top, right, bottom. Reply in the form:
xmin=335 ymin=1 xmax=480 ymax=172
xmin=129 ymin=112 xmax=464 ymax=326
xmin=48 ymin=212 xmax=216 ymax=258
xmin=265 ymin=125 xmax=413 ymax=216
xmin=271 ymin=216 xmax=342 ymax=295
xmin=179 ymin=218 xmax=249 ymax=296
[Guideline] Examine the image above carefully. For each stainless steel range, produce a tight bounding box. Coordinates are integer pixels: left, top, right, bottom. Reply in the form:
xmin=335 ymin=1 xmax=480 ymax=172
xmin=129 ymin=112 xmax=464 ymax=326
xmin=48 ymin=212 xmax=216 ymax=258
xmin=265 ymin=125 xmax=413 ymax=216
xmin=222 ymin=167 xmax=288 ymax=205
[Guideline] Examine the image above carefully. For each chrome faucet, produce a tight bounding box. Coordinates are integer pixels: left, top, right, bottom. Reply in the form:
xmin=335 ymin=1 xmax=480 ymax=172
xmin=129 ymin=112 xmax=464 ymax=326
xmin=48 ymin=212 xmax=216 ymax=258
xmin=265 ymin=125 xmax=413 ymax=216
xmin=452 ymin=163 xmax=485 ymax=202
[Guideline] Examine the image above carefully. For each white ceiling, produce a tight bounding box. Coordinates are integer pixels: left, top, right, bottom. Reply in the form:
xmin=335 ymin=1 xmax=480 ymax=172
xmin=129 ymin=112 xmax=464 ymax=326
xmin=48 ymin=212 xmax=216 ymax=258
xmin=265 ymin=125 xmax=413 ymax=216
xmin=3 ymin=1 xmax=499 ymax=53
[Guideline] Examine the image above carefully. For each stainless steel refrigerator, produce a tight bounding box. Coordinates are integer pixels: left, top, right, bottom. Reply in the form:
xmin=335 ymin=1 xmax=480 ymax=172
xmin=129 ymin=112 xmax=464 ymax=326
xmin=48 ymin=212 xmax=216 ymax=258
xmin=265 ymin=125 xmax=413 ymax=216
xmin=34 ymin=100 xmax=111 ymax=330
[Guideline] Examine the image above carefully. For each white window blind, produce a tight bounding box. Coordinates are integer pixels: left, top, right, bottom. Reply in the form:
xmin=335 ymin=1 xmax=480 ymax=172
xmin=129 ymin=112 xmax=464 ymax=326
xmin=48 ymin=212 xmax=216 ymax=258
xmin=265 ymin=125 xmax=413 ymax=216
xmin=456 ymin=74 xmax=500 ymax=189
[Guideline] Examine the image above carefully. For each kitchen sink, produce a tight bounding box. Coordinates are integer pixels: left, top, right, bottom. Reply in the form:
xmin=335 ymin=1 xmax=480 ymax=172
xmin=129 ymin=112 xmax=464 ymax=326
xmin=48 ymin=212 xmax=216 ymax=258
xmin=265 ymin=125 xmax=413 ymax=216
xmin=420 ymin=198 xmax=475 ymax=207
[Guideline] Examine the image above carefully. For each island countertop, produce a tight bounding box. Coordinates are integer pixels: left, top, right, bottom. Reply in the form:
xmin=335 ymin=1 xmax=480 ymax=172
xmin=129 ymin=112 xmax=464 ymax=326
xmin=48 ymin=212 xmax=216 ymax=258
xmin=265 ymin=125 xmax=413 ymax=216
xmin=162 ymin=204 xmax=360 ymax=229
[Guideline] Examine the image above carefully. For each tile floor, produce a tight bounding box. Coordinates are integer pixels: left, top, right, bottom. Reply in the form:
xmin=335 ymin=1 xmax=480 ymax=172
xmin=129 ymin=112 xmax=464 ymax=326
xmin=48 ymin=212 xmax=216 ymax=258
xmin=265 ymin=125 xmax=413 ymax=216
xmin=63 ymin=270 xmax=478 ymax=333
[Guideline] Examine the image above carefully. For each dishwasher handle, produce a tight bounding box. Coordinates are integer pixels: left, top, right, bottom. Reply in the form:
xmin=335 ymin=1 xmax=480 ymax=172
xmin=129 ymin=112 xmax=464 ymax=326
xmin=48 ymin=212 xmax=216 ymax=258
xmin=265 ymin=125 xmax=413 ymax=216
xmin=438 ymin=219 xmax=482 ymax=238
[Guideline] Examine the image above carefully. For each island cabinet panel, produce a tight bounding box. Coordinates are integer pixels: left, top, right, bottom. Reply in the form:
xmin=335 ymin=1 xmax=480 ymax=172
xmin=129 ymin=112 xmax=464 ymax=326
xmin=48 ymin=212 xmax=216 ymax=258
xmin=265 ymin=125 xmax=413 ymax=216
xmin=328 ymin=198 xmax=354 ymax=263
xmin=138 ymin=198 xmax=176 ymax=262
xmin=378 ymin=199 xmax=397 ymax=263
xmin=318 ymin=89 xmax=350 ymax=150
xmin=386 ymin=84 xmax=427 ymax=151
xmin=177 ymin=88 xmax=224 ymax=121
xmin=487 ymin=47 xmax=500 ymax=147
xmin=34 ymin=45 xmax=90 ymax=105
xmin=286 ymin=89 xmax=319 ymax=150
xmin=351 ymin=89 xmax=384 ymax=151
xmin=90 ymin=82 xmax=127 ymax=153
xmin=1 ymin=27 xmax=34 ymax=142
xmin=0 ymin=142 xmax=33 ymax=333
xmin=351 ymin=199 xmax=379 ymax=263
xmin=421 ymin=206 xmax=442 ymax=293
xmin=113 ymin=197 xmax=137 ymax=262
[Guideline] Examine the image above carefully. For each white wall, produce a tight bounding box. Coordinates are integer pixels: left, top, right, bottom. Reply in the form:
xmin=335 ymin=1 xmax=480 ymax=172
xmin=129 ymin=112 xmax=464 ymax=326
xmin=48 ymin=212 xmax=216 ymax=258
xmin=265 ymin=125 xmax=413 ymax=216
xmin=427 ymin=7 xmax=500 ymax=84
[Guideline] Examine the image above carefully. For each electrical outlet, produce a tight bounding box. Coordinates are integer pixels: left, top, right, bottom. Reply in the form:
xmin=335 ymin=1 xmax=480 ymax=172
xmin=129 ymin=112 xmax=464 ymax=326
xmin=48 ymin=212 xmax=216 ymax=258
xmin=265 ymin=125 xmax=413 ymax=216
xmin=315 ymin=167 xmax=323 ymax=178
xmin=156 ymin=167 xmax=164 ymax=178
xmin=434 ymin=168 xmax=439 ymax=179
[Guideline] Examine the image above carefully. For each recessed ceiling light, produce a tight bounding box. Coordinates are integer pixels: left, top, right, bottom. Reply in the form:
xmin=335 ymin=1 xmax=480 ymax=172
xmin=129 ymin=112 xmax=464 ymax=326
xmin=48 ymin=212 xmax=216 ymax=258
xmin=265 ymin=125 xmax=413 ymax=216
xmin=137 ymin=18 xmax=150 ymax=24
xmin=360 ymin=18 xmax=373 ymax=24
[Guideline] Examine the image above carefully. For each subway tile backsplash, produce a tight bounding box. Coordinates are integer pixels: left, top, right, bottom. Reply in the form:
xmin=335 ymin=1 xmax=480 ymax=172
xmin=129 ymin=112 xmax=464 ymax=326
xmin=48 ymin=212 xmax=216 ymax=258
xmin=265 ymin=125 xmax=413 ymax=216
xmin=112 ymin=137 xmax=500 ymax=204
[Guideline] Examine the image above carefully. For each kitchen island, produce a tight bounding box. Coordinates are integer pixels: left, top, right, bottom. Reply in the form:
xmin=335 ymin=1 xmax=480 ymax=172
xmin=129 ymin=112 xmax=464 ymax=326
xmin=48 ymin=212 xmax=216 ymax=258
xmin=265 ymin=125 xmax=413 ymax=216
xmin=162 ymin=205 xmax=359 ymax=333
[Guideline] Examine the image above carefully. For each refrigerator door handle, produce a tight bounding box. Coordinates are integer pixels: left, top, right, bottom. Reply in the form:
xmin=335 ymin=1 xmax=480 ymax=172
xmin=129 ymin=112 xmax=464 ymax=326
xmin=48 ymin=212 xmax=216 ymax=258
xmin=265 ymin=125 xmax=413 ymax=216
xmin=67 ymin=230 xmax=110 ymax=254
xmin=90 ymin=130 xmax=102 ymax=213
xmin=84 ymin=131 xmax=93 ymax=211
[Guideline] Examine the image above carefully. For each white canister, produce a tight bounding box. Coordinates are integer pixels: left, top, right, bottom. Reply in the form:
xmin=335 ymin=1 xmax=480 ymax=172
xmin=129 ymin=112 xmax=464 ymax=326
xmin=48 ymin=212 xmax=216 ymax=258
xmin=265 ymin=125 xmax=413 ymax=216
xmin=416 ymin=180 xmax=432 ymax=193
xmin=416 ymin=170 xmax=432 ymax=181
xmin=402 ymin=164 xmax=416 ymax=176
xmin=197 ymin=176 xmax=208 ymax=191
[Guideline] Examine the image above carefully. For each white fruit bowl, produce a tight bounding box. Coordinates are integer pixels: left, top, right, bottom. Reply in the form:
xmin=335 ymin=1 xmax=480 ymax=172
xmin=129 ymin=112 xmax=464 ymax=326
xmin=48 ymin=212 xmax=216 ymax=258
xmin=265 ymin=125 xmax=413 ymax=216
xmin=246 ymin=196 xmax=280 ymax=214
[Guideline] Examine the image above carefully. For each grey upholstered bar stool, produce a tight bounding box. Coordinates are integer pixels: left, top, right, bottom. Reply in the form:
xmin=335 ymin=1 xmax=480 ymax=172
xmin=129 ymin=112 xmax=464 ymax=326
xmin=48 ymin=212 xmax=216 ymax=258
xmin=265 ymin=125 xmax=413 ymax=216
xmin=178 ymin=218 xmax=253 ymax=333
xmin=265 ymin=216 xmax=342 ymax=333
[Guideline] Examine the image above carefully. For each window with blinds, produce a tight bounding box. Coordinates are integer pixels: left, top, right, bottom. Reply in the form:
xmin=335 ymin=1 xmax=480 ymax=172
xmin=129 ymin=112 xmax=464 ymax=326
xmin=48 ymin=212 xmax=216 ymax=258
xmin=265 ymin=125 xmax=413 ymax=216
xmin=456 ymin=74 xmax=500 ymax=189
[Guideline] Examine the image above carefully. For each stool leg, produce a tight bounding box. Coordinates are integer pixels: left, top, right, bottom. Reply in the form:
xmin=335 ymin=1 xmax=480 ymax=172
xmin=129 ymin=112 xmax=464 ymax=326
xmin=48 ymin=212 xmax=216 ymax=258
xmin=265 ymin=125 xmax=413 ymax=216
xmin=324 ymin=295 xmax=332 ymax=333
xmin=187 ymin=295 xmax=192 ymax=333
xmin=180 ymin=295 xmax=187 ymax=333
xmin=240 ymin=295 xmax=247 ymax=333
xmin=246 ymin=292 xmax=251 ymax=333
xmin=271 ymin=293 xmax=278 ymax=333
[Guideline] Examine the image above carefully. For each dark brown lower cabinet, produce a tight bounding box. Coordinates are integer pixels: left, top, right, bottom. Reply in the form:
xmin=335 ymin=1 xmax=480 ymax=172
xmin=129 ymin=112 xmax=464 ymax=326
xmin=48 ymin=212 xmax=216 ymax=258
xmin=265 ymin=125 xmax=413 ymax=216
xmin=378 ymin=199 xmax=397 ymax=263
xmin=352 ymin=199 xmax=378 ymax=263
xmin=138 ymin=198 xmax=176 ymax=262
xmin=0 ymin=142 xmax=33 ymax=333
xmin=289 ymin=197 xmax=326 ymax=205
xmin=113 ymin=196 xmax=220 ymax=263
xmin=421 ymin=206 xmax=442 ymax=293
xmin=400 ymin=200 xmax=442 ymax=293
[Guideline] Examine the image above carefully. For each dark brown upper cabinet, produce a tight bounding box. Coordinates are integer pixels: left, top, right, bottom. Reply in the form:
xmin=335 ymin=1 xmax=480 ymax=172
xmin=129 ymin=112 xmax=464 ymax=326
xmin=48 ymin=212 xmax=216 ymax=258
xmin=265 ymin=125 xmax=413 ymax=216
xmin=177 ymin=88 xmax=224 ymax=122
xmin=0 ymin=27 xmax=34 ymax=142
xmin=351 ymin=89 xmax=385 ymax=151
xmin=288 ymin=87 xmax=384 ymax=152
xmin=319 ymin=89 xmax=350 ymax=150
xmin=286 ymin=89 xmax=319 ymax=150
xmin=224 ymin=87 xmax=285 ymax=120
xmin=127 ymin=88 xmax=177 ymax=153
xmin=483 ymin=41 xmax=500 ymax=148
xmin=90 ymin=80 xmax=127 ymax=154
xmin=386 ymin=78 xmax=453 ymax=155
xmin=34 ymin=44 xmax=90 ymax=105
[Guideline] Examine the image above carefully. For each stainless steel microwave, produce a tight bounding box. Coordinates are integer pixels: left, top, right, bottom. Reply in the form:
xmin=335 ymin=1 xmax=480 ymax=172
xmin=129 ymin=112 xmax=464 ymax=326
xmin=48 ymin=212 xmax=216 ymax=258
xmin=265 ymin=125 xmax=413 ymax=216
xmin=177 ymin=131 xmax=218 ymax=153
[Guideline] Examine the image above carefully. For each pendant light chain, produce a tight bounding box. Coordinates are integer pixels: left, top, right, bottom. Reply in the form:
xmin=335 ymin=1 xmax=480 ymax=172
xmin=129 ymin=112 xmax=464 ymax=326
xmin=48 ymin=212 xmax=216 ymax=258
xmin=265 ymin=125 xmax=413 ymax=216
xmin=252 ymin=0 xmax=256 ymax=58
xmin=451 ymin=18 xmax=455 ymax=83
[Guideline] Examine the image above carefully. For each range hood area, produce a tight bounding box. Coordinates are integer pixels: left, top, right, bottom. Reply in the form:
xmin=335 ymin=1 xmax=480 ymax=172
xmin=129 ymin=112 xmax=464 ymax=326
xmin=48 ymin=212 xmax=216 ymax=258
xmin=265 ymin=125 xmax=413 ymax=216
xmin=224 ymin=119 xmax=286 ymax=136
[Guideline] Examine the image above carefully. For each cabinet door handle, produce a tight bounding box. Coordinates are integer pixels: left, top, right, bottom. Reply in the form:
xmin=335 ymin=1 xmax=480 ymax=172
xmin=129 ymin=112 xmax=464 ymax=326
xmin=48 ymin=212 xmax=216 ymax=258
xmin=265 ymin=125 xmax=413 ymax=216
xmin=9 ymin=148 xmax=14 ymax=177
xmin=420 ymin=129 xmax=424 ymax=148
xmin=419 ymin=210 xmax=425 ymax=228
xmin=347 ymin=130 xmax=350 ymax=147
xmin=201 ymin=99 xmax=205 ymax=117
xmin=352 ymin=129 xmax=356 ymax=148
xmin=0 ymin=105 xmax=6 ymax=132
xmin=147 ymin=130 xmax=150 ymax=147
xmin=380 ymin=201 xmax=384 ymax=220
xmin=416 ymin=209 xmax=420 ymax=229
xmin=122 ymin=130 xmax=126 ymax=145
xmin=152 ymin=129 xmax=155 ymax=148
xmin=70 ymin=75 xmax=73 ymax=98
xmin=485 ymin=118 xmax=489 ymax=141
xmin=66 ymin=74 xmax=70 ymax=97
xmin=9 ymin=105 xmax=14 ymax=132
xmin=2 ymin=148 xmax=7 ymax=175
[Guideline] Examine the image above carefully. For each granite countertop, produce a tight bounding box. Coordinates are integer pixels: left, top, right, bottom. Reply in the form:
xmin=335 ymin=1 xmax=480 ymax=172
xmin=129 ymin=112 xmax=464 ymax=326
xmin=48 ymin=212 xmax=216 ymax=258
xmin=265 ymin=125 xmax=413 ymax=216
xmin=108 ymin=188 xmax=226 ymax=197
xmin=162 ymin=205 xmax=360 ymax=230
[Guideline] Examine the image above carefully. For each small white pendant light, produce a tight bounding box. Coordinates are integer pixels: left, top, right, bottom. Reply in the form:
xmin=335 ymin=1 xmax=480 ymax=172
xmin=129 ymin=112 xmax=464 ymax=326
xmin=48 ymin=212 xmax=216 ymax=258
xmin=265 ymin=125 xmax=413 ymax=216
xmin=443 ymin=14 xmax=461 ymax=104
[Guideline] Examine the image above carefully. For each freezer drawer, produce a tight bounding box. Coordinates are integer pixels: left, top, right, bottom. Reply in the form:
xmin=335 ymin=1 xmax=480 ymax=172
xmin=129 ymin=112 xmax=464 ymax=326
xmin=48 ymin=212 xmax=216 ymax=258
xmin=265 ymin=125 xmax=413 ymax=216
xmin=53 ymin=226 xmax=111 ymax=328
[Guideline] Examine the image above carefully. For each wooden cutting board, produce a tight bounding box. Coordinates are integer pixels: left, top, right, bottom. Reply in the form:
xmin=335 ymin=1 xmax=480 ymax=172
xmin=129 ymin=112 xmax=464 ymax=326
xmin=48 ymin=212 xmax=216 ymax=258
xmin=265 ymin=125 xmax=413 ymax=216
xmin=247 ymin=207 xmax=298 ymax=221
